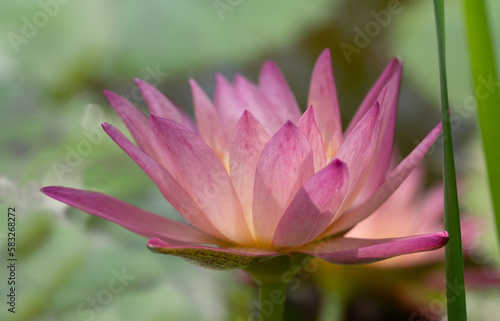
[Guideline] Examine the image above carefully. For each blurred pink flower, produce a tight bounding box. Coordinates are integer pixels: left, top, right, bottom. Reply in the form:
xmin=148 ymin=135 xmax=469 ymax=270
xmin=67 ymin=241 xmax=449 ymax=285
xmin=346 ymin=166 xmax=477 ymax=268
xmin=312 ymin=167 xmax=496 ymax=321
xmin=42 ymin=49 xmax=447 ymax=270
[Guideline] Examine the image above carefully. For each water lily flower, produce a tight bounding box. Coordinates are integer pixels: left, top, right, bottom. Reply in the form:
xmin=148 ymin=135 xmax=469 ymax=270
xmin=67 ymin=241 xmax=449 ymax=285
xmin=41 ymin=49 xmax=447 ymax=271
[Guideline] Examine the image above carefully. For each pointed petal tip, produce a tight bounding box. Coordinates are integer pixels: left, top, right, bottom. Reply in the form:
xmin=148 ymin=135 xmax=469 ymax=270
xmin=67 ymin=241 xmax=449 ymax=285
xmin=147 ymin=237 xmax=167 ymax=249
xmin=215 ymin=73 xmax=230 ymax=83
xmin=101 ymin=123 xmax=111 ymax=130
xmin=134 ymin=78 xmax=152 ymax=90
xmin=427 ymin=231 xmax=449 ymax=249
xmin=103 ymin=90 xmax=119 ymax=100
xmin=148 ymin=113 xmax=166 ymax=129
xmin=331 ymin=158 xmax=347 ymax=169
xmin=188 ymin=78 xmax=197 ymax=87
xmin=260 ymin=60 xmax=279 ymax=73
xmin=381 ymin=58 xmax=402 ymax=78
xmin=305 ymin=105 xmax=315 ymax=112
xmin=101 ymin=123 xmax=122 ymax=137
xmin=436 ymin=121 xmax=443 ymax=131
xmin=133 ymin=77 xmax=145 ymax=85
xmin=319 ymin=48 xmax=331 ymax=59
xmin=390 ymin=57 xmax=403 ymax=67
xmin=189 ymin=79 xmax=209 ymax=98
xmin=312 ymin=49 xmax=333 ymax=72
xmin=280 ymin=120 xmax=298 ymax=132
xmin=40 ymin=186 xmax=68 ymax=201
xmin=40 ymin=186 xmax=54 ymax=195
xmin=427 ymin=122 xmax=443 ymax=139
xmin=149 ymin=113 xmax=161 ymax=122
xmin=103 ymin=91 xmax=131 ymax=108
xmin=240 ymin=109 xmax=255 ymax=120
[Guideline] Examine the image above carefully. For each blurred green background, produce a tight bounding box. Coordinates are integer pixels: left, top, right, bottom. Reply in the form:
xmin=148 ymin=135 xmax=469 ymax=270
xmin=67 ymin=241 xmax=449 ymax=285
xmin=0 ymin=0 xmax=499 ymax=320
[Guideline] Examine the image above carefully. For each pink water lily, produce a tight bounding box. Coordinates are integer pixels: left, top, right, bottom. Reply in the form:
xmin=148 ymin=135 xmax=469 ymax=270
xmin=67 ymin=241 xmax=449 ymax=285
xmin=42 ymin=49 xmax=447 ymax=270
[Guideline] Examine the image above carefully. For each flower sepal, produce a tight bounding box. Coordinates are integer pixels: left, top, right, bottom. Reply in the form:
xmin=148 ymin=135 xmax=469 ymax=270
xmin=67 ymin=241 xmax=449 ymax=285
xmin=147 ymin=237 xmax=284 ymax=271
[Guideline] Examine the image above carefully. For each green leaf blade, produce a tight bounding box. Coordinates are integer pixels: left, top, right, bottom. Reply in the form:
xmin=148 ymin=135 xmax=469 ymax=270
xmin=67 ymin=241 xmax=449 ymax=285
xmin=432 ymin=1 xmax=468 ymax=320
xmin=463 ymin=0 xmax=500 ymax=257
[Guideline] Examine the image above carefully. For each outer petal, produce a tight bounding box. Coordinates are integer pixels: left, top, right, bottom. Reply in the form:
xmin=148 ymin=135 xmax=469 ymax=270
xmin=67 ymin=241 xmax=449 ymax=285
xmin=189 ymin=79 xmax=228 ymax=158
xmin=297 ymin=232 xmax=449 ymax=265
xmin=273 ymin=160 xmax=348 ymax=248
xmin=345 ymin=58 xmax=402 ymax=136
xmin=104 ymin=91 xmax=159 ymax=159
xmin=258 ymin=61 xmax=301 ymax=123
xmin=333 ymin=102 xmax=381 ymax=210
xmin=308 ymin=49 xmax=343 ymax=157
xmin=134 ymin=78 xmax=196 ymax=132
xmin=147 ymin=238 xmax=280 ymax=271
xmin=297 ymin=106 xmax=327 ymax=172
xmin=41 ymin=187 xmax=219 ymax=245
xmin=229 ymin=111 xmax=270 ymax=238
xmin=324 ymin=123 xmax=443 ymax=236
xmin=252 ymin=121 xmax=315 ymax=247
xmin=102 ymin=123 xmax=228 ymax=241
xmin=150 ymin=116 xmax=253 ymax=245
xmin=353 ymin=71 xmax=402 ymax=205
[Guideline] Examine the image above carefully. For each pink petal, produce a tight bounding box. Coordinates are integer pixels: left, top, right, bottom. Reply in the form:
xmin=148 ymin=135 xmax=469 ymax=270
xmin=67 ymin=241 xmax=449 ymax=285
xmin=324 ymin=123 xmax=443 ymax=236
xmin=41 ymin=187 xmax=219 ymax=245
xmin=214 ymin=73 xmax=245 ymax=136
xmin=308 ymin=49 xmax=343 ymax=157
xmin=229 ymin=111 xmax=270 ymax=237
xmin=147 ymin=238 xmax=280 ymax=270
xmin=345 ymin=58 xmax=402 ymax=136
xmin=149 ymin=115 xmax=253 ymax=245
xmin=353 ymin=72 xmax=401 ymax=205
xmin=297 ymin=106 xmax=327 ymax=172
xmin=189 ymin=79 xmax=228 ymax=156
xmin=333 ymin=101 xmax=381 ymax=209
xmin=134 ymin=78 xmax=196 ymax=132
xmin=252 ymin=121 xmax=315 ymax=247
xmin=258 ymin=61 xmax=301 ymax=123
xmin=273 ymin=160 xmax=349 ymax=248
xmin=297 ymin=232 xmax=449 ymax=265
xmin=102 ymin=123 xmax=228 ymax=241
xmin=104 ymin=91 xmax=158 ymax=159
xmin=234 ymin=74 xmax=284 ymax=133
